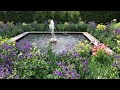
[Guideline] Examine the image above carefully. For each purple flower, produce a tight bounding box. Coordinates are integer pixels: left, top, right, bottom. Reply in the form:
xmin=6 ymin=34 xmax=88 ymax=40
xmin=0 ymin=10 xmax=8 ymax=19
xmin=9 ymin=67 xmax=13 ymax=71
xmin=62 ymin=50 xmax=67 ymax=55
xmin=75 ymin=74 xmax=80 ymax=77
xmin=26 ymin=53 xmax=32 ymax=59
xmin=82 ymin=60 xmax=88 ymax=65
xmin=71 ymin=75 xmax=75 ymax=79
xmin=115 ymin=28 xmax=120 ymax=34
xmin=16 ymin=40 xmax=32 ymax=53
xmin=62 ymin=66 xmax=67 ymax=70
xmin=112 ymin=62 xmax=117 ymax=67
xmin=56 ymin=61 xmax=63 ymax=66
xmin=2 ymin=44 xmax=13 ymax=51
xmin=54 ymin=70 xmax=63 ymax=76
xmin=73 ymin=53 xmax=79 ymax=57
xmin=115 ymin=55 xmax=120 ymax=60
xmin=65 ymin=44 xmax=74 ymax=50
xmin=15 ymin=75 xmax=19 ymax=79
xmin=80 ymin=57 xmax=85 ymax=61
xmin=0 ymin=65 xmax=10 ymax=78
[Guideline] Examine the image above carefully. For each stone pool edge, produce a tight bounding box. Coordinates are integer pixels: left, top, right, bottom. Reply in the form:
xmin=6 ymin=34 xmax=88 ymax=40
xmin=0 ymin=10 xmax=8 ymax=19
xmin=10 ymin=31 xmax=113 ymax=55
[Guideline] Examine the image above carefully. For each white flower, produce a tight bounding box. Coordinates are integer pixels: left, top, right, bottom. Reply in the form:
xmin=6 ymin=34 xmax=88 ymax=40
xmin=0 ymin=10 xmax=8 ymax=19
xmin=22 ymin=23 xmax=27 ymax=25
xmin=18 ymin=52 xmax=23 ymax=57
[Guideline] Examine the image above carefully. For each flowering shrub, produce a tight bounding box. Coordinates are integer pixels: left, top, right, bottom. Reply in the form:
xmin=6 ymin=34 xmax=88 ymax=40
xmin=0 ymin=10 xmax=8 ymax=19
xmin=92 ymin=43 xmax=110 ymax=56
xmin=114 ymin=29 xmax=120 ymax=53
xmin=16 ymin=40 xmax=32 ymax=53
xmin=96 ymin=23 xmax=107 ymax=31
xmin=0 ymin=39 xmax=36 ymax=79
xmin=74 ymin=40 xmax=92 ymax=57
xmin=112 ymin=55 xmax=120 ymax=69
xmin=64 ymin=22 xmax=69 ymax=26
xmin=0 ymin=36 xmax=10 ymax=45
xmin=7 ymin=21 xmax=14 ymax=28
xmin=53 ymin=62 xmax=80 ymax=79
xmin=0 ymin=42 xmax=18 ymax=78
xmin=115 ymin=28 xmax=120 ymax=34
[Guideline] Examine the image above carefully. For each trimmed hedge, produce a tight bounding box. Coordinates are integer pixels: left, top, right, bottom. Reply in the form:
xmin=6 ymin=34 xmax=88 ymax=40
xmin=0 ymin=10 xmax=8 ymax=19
xmin=0 ymin=11 xmax=81 ymax=23
xmin=0 ymin=11 xmax=120 ymax=24
xmin=80 ymin=11 xmax=120 ymax=23
xmin=0 ymin=11 xmax=35 ymax=23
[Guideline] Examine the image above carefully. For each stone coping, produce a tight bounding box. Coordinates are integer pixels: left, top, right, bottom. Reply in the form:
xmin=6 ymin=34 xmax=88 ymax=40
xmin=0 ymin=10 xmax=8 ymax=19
xmin=10 ymin=31 xmax=113 ymax=55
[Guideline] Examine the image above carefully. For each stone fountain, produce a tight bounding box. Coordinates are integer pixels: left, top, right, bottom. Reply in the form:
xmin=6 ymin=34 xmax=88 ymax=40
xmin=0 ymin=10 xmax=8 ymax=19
xmin=48 ymin=19 xmax=57 ymax=43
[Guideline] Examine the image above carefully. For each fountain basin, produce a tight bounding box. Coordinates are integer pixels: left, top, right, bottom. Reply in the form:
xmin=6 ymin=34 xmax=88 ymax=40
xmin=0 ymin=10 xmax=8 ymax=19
xmin=11 ymin=31 xmax=113 ymax=55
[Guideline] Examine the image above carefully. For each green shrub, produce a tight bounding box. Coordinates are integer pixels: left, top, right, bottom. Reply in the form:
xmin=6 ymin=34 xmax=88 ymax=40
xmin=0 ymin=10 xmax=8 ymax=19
xmin=30 ymin=21 xmax=41 ymax=31
xmin=39 ymin=24 xmax=48 ymax=31
xmin=11 ymin=57 xmax=50 ymax=79
xmin=33 ymin=11 xmax=46 ymax=23
xmin=80 ymin=11 xmax=120 ymax=23
xmin=88 ymin=58 xmax=119 ymax=79
xmin=21 ymin=23 xmax=34 ymax=32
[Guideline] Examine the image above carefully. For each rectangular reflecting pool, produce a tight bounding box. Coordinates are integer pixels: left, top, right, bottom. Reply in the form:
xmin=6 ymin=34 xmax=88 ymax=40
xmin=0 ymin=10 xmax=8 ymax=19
xmin=16 ymin=32 xmax=90 ymax=54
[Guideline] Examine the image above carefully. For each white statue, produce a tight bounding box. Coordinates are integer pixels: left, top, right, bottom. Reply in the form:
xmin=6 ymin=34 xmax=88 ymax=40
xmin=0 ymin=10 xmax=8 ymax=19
xmin=48 ymin=19 xmax=57 ymax=43
xmin=49 ymin=19 xmax=55 ymax=33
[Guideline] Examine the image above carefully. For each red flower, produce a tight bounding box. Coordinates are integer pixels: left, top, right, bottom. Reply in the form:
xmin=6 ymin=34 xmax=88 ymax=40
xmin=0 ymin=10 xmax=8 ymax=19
xmin=92 ymin=43 xmax=109 ymax=56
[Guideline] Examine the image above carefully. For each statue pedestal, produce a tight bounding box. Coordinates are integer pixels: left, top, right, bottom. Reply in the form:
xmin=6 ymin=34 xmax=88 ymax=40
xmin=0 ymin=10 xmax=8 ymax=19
xmin=49 ymin=38 xmax=57 ymax=43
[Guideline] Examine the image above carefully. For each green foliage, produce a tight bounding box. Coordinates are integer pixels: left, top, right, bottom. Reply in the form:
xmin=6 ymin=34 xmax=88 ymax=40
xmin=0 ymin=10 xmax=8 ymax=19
xmin=4 ymin=11 xmax=35 ymax=23
xmin=65 ymin=11 xmax=80 ymax=23
xmin=33 ymin=11 xmax=46 ymax=23
xmin=109 ymin=22 xmax=120 ymax=33
xmin=114 ymin=35 xmax=120 ymax=53
xmin=88 ymin=59 xmax=119 ymax=79
xmin=91 ymin=50 xmax=112 ymax=65
xmin=80 ymin=11 xmax=120 ymax=23
xmin=56 ymin=22 xmax=89 ymax=32
xmin=21 ymin=23 xmax=34 ymax=32
xmin=74 ymin=40 xmax=91 ymax=58
xmin=0 ymin=36 xmax=10 ymax=45
xmin=1 ymin=11 xmax=120 ymax=24
xmin=56 ymin=24 xmax=66 ymax=31
xmin=12 ymin=57 xmax=50 ymax=79
xmin=33 ymin=11 xmax=80 ymax=23
xmin=39 ymin=23 xmax=48 ymax=31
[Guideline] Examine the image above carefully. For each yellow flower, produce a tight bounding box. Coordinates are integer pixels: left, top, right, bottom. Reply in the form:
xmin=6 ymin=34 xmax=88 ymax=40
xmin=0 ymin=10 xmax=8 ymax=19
xmin=96 ymin=23 xmax=106 ymax=31
xmin=64 ymin=22 xmax=69 ymax=26
xmin=81 ymin=43 xmax=84 ymax=46
xmin=13 ymin=41 xmax=16 ymax=46
xmin=81 ymin=50 xmax=85 ymax=52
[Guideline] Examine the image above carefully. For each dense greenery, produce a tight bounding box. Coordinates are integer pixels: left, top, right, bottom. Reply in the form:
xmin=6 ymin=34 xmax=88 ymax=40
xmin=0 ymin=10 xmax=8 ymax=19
xmin=0 ymin=11 xmax=80 ymax=23
xmin=1 ymin=11 xmax=120 ymax=24
xmin=81 ymin=11 xmax=120 ymax=23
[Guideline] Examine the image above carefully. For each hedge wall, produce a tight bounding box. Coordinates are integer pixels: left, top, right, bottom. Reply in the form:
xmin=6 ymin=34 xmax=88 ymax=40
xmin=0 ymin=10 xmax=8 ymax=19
xmin=0 ymin=11 xmax=120 ymax=24
xmin=0 ymin=11 xmax=35 ymax=23
xmin=80 ymin=11 xmax=120 ymax=23
xmin=0 ymin=11 xmax=81 ymax=23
